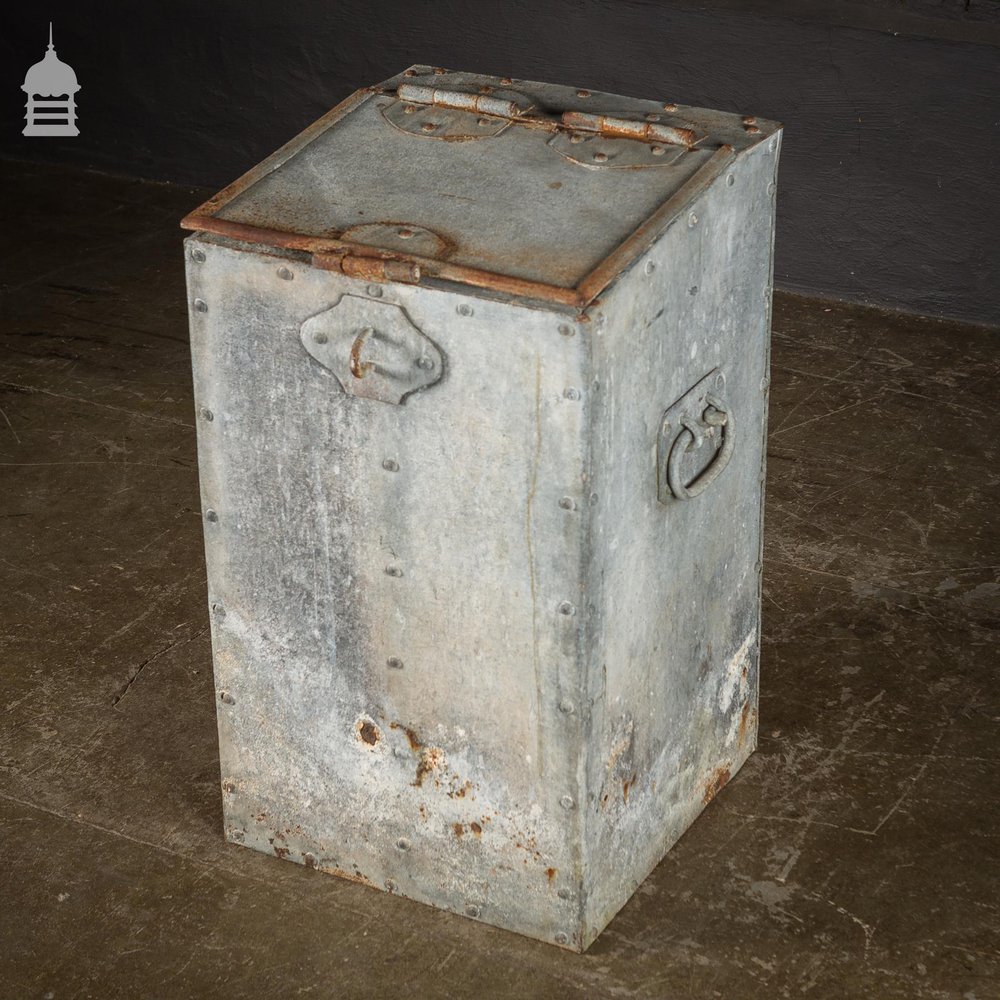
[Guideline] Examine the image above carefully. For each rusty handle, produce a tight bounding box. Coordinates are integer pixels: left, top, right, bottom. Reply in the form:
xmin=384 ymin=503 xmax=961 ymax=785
xmin=349 ymin=328 xmax=376 ymax=379
xmin=666 ymin=395 xmax=735 ymax=500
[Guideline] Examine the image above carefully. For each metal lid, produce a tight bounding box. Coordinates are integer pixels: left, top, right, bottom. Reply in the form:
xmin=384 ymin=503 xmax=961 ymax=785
xmin=181 ymin=66 xmax=780 ymax=308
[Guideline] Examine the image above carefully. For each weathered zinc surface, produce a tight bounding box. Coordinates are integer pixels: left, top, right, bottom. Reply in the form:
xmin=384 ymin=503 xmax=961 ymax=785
xmin=181 ymin=65 xmax=781 ymax=951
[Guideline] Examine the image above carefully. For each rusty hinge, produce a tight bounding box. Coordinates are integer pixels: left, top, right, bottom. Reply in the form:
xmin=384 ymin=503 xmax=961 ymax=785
xmin=312 ymin=251 xmax=421 ymax=285
xmin=561 ymin=111 xmax=700 ymax=149
xmin=396 ymin=83 xmax=533 ymax=119
xmin=382 ymin=84 xmax=535 ymax=141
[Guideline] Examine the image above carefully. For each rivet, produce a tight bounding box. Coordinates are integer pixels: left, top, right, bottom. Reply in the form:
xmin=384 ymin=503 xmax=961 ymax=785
xmin=555 ymin=931 xmax=569 ymax=945
xmin=726 ymin=174 xmax=735 ymax=187
xmin=193 ymin=298 xmax=208 ymax=312
xmin=559 ymin=795 xmax=575 ymax=811
xmin=404 ymin=69 xmax=417 ymax=77
xmin=398 ymin=228 xmax=414 ymax=238
xmin=465 ymin=904 xmax=481 ymax=918
xmin=219 ymin=690 xmax=235 ymax=705
xmin=768 ymin=181 xmax=777 ymax=196
xmin=689 ymin=285 xmax=699 ymax=296
xmin=663 ymin=102 xmax=678 ymax=111
xmin=382 ymin=458 xmax=399 ymax=472
xmin=559 ymin=496 xmax=576 ymax=511
xmin=558 ymin=699 xmax=575 ymax=715
xmin=477 ymin=117 xmax=491 ymax=127
xmin=277 ymin=266 xmax=293 ymax=280
xmin=303 ymin=852 xmax=316 ymax=867
xmin=645 ymin=112 xmax=660 ymax=122
xmin=558 ymin=324 xmax=575 ymax=337
xmin=650 ymin=145 xmax=665 ymax=156
xmin=191 ymin=248 xmax=206 ymax=263
xmin=557 ymin=887 xmax=573 ymax=900
xmin=396 ymin=837 xmax=411 ymax=851
xmin=433 ymin=67 xmax=447 ymax=75
xmin=385 ymin=565 xmax=403 ymax=578
xmin=457 ymin=303 xmax=473 ymax=317
xmin=385 ymin=879 xmax=398 ymax=891
xmin=742 ymin=115 xmax=757 ymax=125
xmin=387 ymin=657 xmax=404 ymax=670
xmin=644 ymin=260 xmax=656 ymax=276
xmin=558 ymin=601 xmax=576 ymax=617
xmin=421 ymin=121 xmax=438 ymax=132
xmin=229 ymin=829 xmax=245 ymax=842
xmin=199 ymin=406 xmax=214 ymax=421
xmin=569 ymin=133 xmax=584 ymax=144
xmin=688 ymin=212 xmax=699 ymax=227
xmin=576 ymin=89 xmax=590 ymax=98
xmin=403 ymin=104 xmax=417 ymax=114
xmin=222 ymin=781 xmax=236 ymax=794
xmin=744 ymin=124 xmax=761 ymax=134
xmin=563 ymin=387 xmax=580 ymax=401
xmin=416 ymin=356 xmax=435 ymax=370
xmin=592 ymin=151 xmax=608 ymax=163
xmin=367 ymin=285 xmax=383 ymax=298
xmin=205 ymin=509 xmax=219 ymax=523
xmin=500 ymin=76 xmax=513 ymax=85
xmin=589 ymin=492 xmax=598 ymax=504
xmin=313 ymin=331 xmax=329 ymax=345
xmin=211 ymin=602 xmax=226 ymax=618
xmin=760 ymin=376 xmax=770 ymax=392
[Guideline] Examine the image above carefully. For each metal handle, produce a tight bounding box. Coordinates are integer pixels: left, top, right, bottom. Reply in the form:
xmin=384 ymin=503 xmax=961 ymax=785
xmin=666 ymin=394 xmax=735 ymax=501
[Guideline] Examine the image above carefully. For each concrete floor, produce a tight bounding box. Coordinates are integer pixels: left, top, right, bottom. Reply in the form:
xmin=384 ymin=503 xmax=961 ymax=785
xmin=1 ymin=159 xmax=997 ymax=999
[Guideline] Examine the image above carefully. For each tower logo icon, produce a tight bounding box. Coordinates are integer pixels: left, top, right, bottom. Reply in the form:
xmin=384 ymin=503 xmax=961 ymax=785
xmin=22 ymin=24 xmax=80 ymax=137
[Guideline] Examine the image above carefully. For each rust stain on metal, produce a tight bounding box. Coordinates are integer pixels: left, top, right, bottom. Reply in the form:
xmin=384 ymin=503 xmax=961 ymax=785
xmin=357 ymin=719 xmax=380 ymax=745
xmin=389 ymin=721 xmax=422 ymax=750
xmin=319 ymin=865 xmax=377 ymax=889
xmin=546 ymin=867 xmax=557 ymax=882
xmin=453 ymin=822 xmax=465 ymax=837
xmin=702 ymin=765 xmax=732 ymax=804
xmin=413 ymin=746 xmax=445 ymax=787
xmin=470 ymin=821 xmax=483 ymax=836
xmin=622 ymin=771 xmax=637 ymax=803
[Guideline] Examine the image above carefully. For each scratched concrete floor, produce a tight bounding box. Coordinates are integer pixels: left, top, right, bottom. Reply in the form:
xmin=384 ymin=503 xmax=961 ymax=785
xmin=1 ymin=159 xmax=998 ymax=1000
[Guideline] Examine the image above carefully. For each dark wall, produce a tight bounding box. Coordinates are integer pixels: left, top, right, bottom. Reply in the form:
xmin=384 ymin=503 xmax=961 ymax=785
xmin=1 ymin=0 xmax=996 ymax=326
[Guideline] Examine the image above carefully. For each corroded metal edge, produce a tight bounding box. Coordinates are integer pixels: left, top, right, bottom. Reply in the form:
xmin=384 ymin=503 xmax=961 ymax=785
xmin=179 ymin=69 xmax=767 ymax=309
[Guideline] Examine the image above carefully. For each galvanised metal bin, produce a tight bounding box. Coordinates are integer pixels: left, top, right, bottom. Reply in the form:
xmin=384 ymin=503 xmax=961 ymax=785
xmin=181 ymin=65 xmax=782 ymax=951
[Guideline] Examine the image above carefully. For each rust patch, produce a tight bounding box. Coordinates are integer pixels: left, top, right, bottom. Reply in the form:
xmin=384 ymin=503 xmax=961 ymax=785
xmin=546 ymin=867 xmax=557 ymax=882
xmin=413 ymin=746 xmax=444 ymax=787
xmin=390 ymin=721 xmax=422 ymax=751
xmin=623 ymin=771 xmax=637 ymax=803
xmin=320 ymin=865 xmax=376 ymax=889
xmin=470 ymin=821 xmax=482 ymax=836
xmin=453 ymin=822 xmax=465 ymax=837
xmin=272 ymin=845 xmax=290 ymax=860
xmin=357 ymin=720 xmax=380 ymax=746
xmin=303 ymin=853 xmax=317 ymax=868
xmin=738 ymin=701 xmax=752 ymax=745
xmin=703 ymin=765 xmax=732 ymax=804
